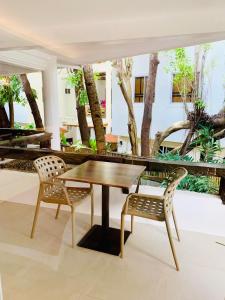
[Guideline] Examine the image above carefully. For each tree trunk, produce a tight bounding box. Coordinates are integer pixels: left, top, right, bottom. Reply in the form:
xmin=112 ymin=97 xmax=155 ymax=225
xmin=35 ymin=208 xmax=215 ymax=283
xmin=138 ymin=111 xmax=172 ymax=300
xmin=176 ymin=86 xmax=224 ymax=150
xmin=117 ymin=73 xmax=138 ymax=155
xmin=179 ymin=124 xmax=195 ymax=156
xmin=73 ymin=69 xmax=90 ymax=147
xmin=77 ymin=106 xmax=90 ymax=147
xmin=180 ymin=125 xmax=225 ymax=155
xmin=114 ymin=59 xmax=138 ymax=155
xmin=141 ymin=53 xmax=159 ymax=156
xmin=151 ymin=120 xmax=190 ymax=156
xmin=120 ymin=88 xmax=138 ymax=155
xmin=128 ymin=109 xmax=138 ymax=156
xmin=83 ymin=64 xmax=106 ymax=154
xmin=20 ymin=74 xmax=44 ymax=130
xmin=0 ymin=105 xmax=10 ymax=128
xmin=8 ymin=100 xmax=14 ymax=128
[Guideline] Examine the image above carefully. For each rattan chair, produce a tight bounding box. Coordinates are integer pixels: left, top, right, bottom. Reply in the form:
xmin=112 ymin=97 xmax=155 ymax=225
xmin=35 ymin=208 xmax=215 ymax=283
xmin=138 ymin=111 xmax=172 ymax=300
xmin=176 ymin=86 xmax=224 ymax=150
xmin=120 ymin=167 xmax=187 ymax=271
xmin=31 ymin=155 xmax=94 ymax=247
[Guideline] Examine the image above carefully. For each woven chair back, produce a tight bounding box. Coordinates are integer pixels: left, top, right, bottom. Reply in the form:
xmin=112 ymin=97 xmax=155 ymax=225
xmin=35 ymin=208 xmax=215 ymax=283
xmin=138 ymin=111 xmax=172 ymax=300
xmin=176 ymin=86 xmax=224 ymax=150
xmin=163 ymin=167 xmax=188 ymax=216
xmin=34 ymin=155 xmax=66 ymax=183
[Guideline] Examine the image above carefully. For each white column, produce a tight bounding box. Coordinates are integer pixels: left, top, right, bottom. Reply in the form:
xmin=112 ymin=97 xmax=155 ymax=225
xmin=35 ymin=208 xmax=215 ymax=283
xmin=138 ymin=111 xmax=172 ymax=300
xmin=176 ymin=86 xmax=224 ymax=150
xmin=42 ymin=57 xmax=60 ymax=150
xmin=105 ymin=62 xmax=112 ymax=134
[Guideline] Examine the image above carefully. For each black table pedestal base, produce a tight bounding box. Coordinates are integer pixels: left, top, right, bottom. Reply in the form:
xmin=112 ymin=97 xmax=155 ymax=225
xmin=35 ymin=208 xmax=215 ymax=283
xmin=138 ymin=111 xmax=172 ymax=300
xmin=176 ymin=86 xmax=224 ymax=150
xmin=77 ymin=225 xmax=130 ymax=256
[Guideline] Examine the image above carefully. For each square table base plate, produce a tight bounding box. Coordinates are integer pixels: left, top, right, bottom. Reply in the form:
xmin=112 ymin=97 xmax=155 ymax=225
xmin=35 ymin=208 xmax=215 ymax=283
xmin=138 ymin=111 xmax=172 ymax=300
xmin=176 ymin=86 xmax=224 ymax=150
xmin=77 ymin=224 xmax=131 ymax=256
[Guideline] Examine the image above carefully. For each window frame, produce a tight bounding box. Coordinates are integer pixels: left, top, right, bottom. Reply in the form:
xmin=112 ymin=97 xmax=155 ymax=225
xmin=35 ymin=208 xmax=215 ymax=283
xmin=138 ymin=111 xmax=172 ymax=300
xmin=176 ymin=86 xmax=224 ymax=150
xmin=171 ymin=73 xmax=199 ymax=103
xmin=134 ymin=76 xmax=148 ymax=103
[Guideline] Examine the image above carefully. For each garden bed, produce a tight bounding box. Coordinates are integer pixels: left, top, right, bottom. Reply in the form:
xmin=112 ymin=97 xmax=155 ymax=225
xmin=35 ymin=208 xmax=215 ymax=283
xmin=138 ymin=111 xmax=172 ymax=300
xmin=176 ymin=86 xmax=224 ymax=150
xmin=0 ymin=159 xmax=36 ymax=173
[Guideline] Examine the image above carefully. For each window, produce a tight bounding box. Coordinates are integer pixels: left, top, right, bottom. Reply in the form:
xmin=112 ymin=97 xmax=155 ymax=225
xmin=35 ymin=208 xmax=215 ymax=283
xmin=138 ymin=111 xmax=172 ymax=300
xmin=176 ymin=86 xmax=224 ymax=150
xmin=172 ymin=73 xmax=199 ymax=103
xmin=134 ymin=76 xmax=147 ymax=103
xmin=65 ymin=88 xmax=71 ymax=94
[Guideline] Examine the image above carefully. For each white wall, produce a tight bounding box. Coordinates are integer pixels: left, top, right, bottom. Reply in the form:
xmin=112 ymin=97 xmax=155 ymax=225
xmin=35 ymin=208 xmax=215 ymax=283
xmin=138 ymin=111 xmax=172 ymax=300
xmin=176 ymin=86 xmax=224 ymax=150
xmin=12 ymin=64 xmax=112 ymax=143
xmin=58 ymin=68 xmax=77 ymax=124
xmin=11 ymin=40 xmax=225 ymax=149
xmin=13 ymin=72 xmax=44 ymax=125
xmin=93 ymin=62 xmax=112 ymax=134
xmin=111 ymin=40 xmax=225 ymax=146
xmin=111 ymin=54 xmax=189 ymax=142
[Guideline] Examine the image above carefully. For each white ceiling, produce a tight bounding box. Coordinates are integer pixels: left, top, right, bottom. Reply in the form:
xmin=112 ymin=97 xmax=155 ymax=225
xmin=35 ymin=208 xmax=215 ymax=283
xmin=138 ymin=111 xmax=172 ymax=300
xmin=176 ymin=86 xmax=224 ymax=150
xmin=0 ymin=0 xmax=225 ymax=65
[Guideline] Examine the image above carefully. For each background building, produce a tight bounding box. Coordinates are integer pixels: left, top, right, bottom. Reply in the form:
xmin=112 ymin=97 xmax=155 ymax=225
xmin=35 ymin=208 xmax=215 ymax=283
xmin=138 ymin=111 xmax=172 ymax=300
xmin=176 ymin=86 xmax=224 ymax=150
xmin=7 ymin=40 xmax=225 ymax=155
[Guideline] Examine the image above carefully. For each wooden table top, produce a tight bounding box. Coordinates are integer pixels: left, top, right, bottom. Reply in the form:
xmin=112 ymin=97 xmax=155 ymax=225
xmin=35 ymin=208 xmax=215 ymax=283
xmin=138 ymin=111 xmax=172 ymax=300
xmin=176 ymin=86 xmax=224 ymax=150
xmin=58 ymin=160 xmax=146 ymax=188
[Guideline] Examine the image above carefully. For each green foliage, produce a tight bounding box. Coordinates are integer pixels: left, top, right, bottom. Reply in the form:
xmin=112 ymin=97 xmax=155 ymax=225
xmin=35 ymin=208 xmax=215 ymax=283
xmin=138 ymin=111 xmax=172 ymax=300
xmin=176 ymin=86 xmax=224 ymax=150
xmin=162 ymin=173 xmax=217 ymax=194
xmin=192 ymin=125 xmax=221 ymax=163
xmin=157 ymin=151 xmax=193 ymax=162
xmin=105 ymin=143 xmax=112 ymax=152
xmin=14 ymin=122 xmax=22 ymax=129
xmin=78 ymin=89 xmax=88 ymax=106
xmin=159 ymin=151 xmax=219 ymax=194
xmin=14 ymin=122 xmax=35 ymax=129
xmin=31 ymin=88 xmax=38 ymax=100
xmin=72 ymin=140 xmax=86 ymax=149
xmin=66 ymin=69 xmax=82 ymax=87
xmin=0 ymin=75 xmax=26 ymax=107
xmin=177 ymin=175 xmax=218 ymax=194
xmin=194 ymin=98 xmax=206 ymax=110
xmin=89 ymin=139 xmax=97 ymax=152
xmin=88 ymin=139 xmax=111 ymax=153
xmin=66 ymin=70 xmax=88 ymax=106
xmin=167 ymin=48 xmax=194 ymax=98
xmin=63 ymin=138 xmax=110 ymax=153
xmin=93 ymin=72 xmax=101 ymax=80
xmin=24 ymin=123 xmax=35 ymax=129
xmin=60 ymin=133 xmax=69 ymax=146
xmin=72 ymin=138 xmax=111 ymax=153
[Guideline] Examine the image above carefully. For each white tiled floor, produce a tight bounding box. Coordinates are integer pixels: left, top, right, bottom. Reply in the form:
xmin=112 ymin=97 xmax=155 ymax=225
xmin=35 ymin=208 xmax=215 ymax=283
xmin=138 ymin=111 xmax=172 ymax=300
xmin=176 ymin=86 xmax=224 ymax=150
xmin=0 ymin=169 xmax=225 ymax=300
xmin=1 ymin=169 xmax=225 ymax=236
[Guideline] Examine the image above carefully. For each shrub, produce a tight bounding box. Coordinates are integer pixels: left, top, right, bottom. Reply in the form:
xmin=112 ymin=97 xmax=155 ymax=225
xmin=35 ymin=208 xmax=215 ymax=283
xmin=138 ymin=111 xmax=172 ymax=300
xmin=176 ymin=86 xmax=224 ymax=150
xmin=157 ymin=151 xmax=193 ymax=162
xmin=158 ymin=151 xmax=219 ymax=194
xmin=177 ymin=175 xmax=218 ymax=193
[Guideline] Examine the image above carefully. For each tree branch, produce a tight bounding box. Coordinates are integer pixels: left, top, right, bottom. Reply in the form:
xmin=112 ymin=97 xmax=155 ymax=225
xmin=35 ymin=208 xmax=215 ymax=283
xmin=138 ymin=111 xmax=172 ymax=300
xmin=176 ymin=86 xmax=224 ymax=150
xmin=151 ymin=120 xmax=190 ymax=156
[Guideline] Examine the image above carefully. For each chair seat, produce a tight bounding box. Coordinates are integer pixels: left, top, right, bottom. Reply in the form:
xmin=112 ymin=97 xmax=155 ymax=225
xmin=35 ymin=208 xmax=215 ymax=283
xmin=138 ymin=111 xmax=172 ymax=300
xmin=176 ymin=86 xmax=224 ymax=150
xmin=42 ymin=186 xmax=91 ymax=205
xmin=126 ymin=193 xmax=165 ymax=221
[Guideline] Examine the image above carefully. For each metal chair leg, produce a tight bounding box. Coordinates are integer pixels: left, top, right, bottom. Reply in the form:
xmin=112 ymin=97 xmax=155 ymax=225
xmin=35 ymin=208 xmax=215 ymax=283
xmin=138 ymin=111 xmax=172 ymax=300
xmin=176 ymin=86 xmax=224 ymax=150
xmin=172 ymin=209 xmax=180 ymax=242
xmin=165 ymin=218 xmax=179 ymax=271
xmin=30 ymin=198 xmax=41 ymax=239
xmin=71 ymin=206 xmax=75 ymax=248
xmin=55 ymin=204 xmax=61 ymax=219
xmin=91 ymin=187 xmax=94 ymax=227
xmin=131 ymin=215 xmax=134 ymax=233
xmin=120 ymin=213 xmax=125 ymax=258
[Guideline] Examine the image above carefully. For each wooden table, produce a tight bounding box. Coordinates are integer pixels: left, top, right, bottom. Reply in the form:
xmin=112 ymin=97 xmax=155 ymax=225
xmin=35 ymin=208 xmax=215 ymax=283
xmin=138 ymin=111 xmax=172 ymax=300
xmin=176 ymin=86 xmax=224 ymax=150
xmin=58 ymin=160 xmax=145 ymax=255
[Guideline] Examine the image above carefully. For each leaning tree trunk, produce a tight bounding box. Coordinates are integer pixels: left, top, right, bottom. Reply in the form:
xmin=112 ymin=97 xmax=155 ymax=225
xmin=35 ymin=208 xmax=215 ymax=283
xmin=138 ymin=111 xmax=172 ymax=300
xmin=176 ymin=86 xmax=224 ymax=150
xmin=184 ymin=125 xmax=225 ymax=155
xmin=83 ymin=64 xmax=106 ymax=154
xmin=151 ymin=120 xmax=190 ymax=156
xmin=179 ymin=124 xmax=195 ymax=156
xmin=128 ymin=108 xmax=138 ymax=156
xmin=73 ymin=69 xmax=90 ymax=147
xmin=20 ymin=74 xmax=44 ymax=130
xmin=141 ymin=53 xmax=159 ymax=156
xmin=8 ymin=100 xmax=14 ymax=128
xmin=114 ymin=58 xmax=138 ymax=155
xmin=0 ymin=105 xmax=10 ymax=128
xmin=118 ymin=75 xmax=138 ymax=155
xmin=179 ymin=106 xmax=204 ymax=156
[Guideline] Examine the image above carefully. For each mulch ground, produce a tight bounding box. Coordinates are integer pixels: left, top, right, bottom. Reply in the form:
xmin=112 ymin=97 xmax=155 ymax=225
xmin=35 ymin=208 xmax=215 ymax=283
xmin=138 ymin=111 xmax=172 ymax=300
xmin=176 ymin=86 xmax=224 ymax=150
xmin=0 ymin=159 xmax=36 ymax=173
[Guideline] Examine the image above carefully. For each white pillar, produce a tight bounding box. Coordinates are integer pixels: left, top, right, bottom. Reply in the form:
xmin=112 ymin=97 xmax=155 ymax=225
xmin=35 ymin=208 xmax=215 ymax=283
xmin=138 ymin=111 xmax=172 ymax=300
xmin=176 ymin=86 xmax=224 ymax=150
xmin=105 ymin=62 xmax=112 ymax=134
xmin=42 ymin=57 xmax=60 ymax=150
